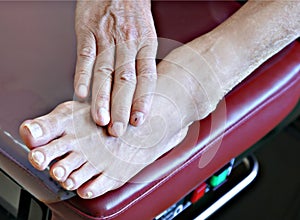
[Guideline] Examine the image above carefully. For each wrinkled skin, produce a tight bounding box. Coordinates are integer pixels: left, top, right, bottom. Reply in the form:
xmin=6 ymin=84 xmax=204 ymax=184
xmin=74 ymin=0 xmax=158 ymax=137
xmin=20 ymin=41 xmax=223 ymax=199
xmin=20 ymin=0 xmax=300 ymax=200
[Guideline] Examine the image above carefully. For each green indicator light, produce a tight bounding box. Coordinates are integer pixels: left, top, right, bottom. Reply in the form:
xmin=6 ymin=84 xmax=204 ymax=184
xmin=210 ymin=169 xmax=229 ymax=187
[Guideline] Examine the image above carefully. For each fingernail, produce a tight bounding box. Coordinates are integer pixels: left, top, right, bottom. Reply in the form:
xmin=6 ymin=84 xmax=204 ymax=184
xmin=111 ymin=122 xmax=124 ymax=137
xmin=98 ymin=108 xmax=110 ymax=125
xmin=85 ymin=191 xmax=93 ymax=199
xmin=53 ymin=166 xmax=65 ymax=181
xmin=64 ymin=178 xmax=74 ymax=190
xmin=31 ymin=151 xmax=45 ymax=165
xmin=131 ymin=112 xmax=144 ymax=126
xmin=78 ymin=84 xmax=88 ymax=97
xmin=24 ymin=123 xmax=43 ymax=139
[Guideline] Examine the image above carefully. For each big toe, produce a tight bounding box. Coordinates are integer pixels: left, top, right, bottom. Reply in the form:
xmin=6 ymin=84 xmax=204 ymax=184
xmin=19 ymin=102 xmax=72 ymax=148
xmin=20 ymin=119 xmax=63 ymax=148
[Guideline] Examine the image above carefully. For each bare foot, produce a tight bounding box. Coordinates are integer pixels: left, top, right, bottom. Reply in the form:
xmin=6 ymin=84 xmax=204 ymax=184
xmin=20 ymin=100 xmax=188 ymax=199
xmin=19 ymin=40 xmax=225 ymax=199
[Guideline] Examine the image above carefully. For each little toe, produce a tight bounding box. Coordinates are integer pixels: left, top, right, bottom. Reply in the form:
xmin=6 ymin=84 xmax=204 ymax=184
xmin=62 ymin=162 xmax=101 ymax=191
xmin=28 ymin=135 xmax=74 ymax=171
xmin=77 ymin=174 xmax=125 ymax=199
xmin=50 ymin=152 xmax=86 ymax=182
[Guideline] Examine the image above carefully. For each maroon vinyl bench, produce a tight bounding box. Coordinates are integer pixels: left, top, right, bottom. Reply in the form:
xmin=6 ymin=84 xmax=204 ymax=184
xmin=0 ymin=1 xmax=299 ymax=220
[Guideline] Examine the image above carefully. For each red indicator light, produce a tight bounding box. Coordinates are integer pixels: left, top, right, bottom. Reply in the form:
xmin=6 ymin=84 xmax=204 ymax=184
xmin=190 ymin=182 xmax=207 ymax=203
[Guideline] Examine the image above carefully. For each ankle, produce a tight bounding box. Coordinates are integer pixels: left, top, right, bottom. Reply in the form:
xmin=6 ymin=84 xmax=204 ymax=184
xmin=162 ymin=41 xmax=227 ymax=122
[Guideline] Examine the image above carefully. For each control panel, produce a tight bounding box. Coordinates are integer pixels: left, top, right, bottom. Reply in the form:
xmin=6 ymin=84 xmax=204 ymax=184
xmin=154 ymin=157 xmax=258 ymax=220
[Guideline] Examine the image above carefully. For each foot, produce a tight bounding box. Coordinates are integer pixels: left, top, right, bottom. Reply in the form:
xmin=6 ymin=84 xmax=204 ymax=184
xmin=20 ymin=40 xmax=225 ymax=199
xmin=20 ymin=101 xmax=188 ymax=199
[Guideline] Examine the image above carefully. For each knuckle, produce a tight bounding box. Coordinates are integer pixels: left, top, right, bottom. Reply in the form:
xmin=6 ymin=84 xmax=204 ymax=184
xmin=76 ymin=70 xmax=90 ymax=81
xmin=78 ymin=46 xmax=95 ymax=60
xmin=138 ymin=42 xmax=158 ymax=58
xmin=136 ymin=22 xmax=156 ymax=37
xmin=119 ymin=23 xmax=139 ymax=41
xmin=138 ymin=68 xmax=157 ymax=81
xmin=145 ymin=37 xmax=158 ymax=46
xmin=140 ymin=36 xmax=158 ymax=49
xmin=133 ymin=95 xmax=151 ymax=109
xmin=118 ymin=69 xmax=137 ymax=84
xmin=96 ymin=93 xmax=110 ymax=103
xmin=94 ymin=66 xmax=113 ymax=77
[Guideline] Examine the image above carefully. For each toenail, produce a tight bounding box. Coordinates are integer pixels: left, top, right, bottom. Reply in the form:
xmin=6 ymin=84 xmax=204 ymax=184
xmin=31 ymin=151 xmax=45 ymax=165
xmin=24 ymin=122 xmax=43 ymax=139
xmin=84 ymin=191 xmax=93 ymax=199
xmin=111 ymin=122 xmax=124 ymax=136
xmin=78 ymin=84 xmax=88 ymax=97
xmin=53 ymin=166 xmax=65 ymax=181
xmin=131 ymin=111 xmax=144 ymax=126
xmin=98 ymin=108 xmax=110 ymax=125
xmin=64 ymin=179 xmax=74 ymax=190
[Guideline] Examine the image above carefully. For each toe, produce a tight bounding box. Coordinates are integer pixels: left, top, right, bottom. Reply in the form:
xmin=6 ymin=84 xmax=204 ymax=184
xmin=20 ymin=118 xmax=63 ymax=148
xmin=19 ymin=102 xmax=73 ymax=148
xmin=20 ymin=120 xmax=45 ymax=148
xmin=77 ymin=174 xmax=125 ymax=199
xmin=28 ymin=135 xmax=74 ymax=171
xmin=50 ymin=152 xmax=86 ymax=182
xmin=62 ymin=162 xmax=100 ymax=191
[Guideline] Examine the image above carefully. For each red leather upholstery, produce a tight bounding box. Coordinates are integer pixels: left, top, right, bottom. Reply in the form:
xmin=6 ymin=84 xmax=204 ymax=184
xmin=0 ymin=1 xmax=299 ymax=220
xmin=47 ymin=42 xmax=300 ymax=220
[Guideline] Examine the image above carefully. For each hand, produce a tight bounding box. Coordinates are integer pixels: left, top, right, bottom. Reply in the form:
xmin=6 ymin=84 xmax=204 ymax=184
xmin=20 ymin=37 xmax=227 ymax=199
xmin=74 ymin=0 xmax=158 ymax=137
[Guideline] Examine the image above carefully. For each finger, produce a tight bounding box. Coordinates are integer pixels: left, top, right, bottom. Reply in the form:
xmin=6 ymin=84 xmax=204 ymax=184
xmin=130 ymin=41 xmax=157 ymax=126
xmin=108 ymin=42 xmax=137 ymax=137
xmin=91 ymin=45 xmax=115 ymax=126
xmin=74 ymin=32 xmax=96 ymax=99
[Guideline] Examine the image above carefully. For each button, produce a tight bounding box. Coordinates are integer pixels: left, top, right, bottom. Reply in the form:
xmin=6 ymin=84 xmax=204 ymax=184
xmin=209 ymin=168 xmax=229 ymax=187
xmin=190 ymin=182 xmax=207 ymax=203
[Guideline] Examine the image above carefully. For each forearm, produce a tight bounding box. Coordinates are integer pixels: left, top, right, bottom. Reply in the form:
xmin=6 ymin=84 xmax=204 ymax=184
xmin=191 ymin=0 xmax=300 ymax=93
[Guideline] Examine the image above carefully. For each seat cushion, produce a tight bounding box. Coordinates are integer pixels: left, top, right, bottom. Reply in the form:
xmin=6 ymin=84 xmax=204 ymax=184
xmin=47 ymin=41 xmax=300 ymax=220
xmin=0 ymin=1 xmax=299 ymax=220
xmin=48 ymin=2 xmax=300 ymax=220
